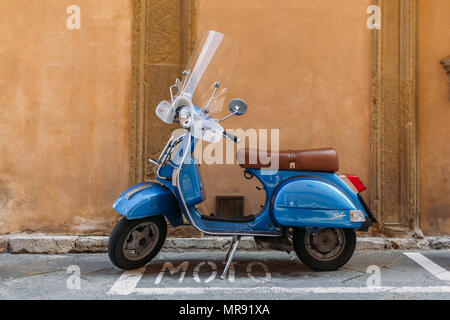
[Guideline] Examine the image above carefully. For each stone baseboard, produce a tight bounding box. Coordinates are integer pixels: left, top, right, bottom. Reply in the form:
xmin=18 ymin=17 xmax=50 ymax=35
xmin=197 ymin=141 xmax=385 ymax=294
xmin=0 ymin=234 xmax=448 ymax=254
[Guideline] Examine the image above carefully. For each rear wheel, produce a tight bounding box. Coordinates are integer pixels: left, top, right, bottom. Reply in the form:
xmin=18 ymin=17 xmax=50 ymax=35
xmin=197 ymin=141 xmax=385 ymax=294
xmin=108 ymin=216 xmax=167 ymax=270
xmin=293 ymin=228 xmax=356 ymax=271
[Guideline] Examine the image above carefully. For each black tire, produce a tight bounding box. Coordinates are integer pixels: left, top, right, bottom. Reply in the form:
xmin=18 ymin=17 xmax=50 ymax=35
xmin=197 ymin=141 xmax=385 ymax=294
xmin=108 ymin=215 xmax=167 ymax=270
xmin=293 ymin=228 xmax=356 ymax=271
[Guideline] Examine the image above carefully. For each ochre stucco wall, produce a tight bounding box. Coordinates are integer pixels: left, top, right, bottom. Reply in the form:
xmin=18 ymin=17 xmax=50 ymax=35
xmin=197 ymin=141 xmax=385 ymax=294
xmin=195 ymin=0 xmax=372 ymax=216
xmin=418 ymin=0 xmax=450 ymax=235
xmin=1 ymin=0 xmax=446 ymax=237
xmin=0 ymin=1 xmax=132 ymax=234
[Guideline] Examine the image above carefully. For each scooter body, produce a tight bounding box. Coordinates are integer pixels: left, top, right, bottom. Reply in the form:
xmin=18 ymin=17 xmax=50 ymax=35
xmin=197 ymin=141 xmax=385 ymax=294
xmin=108 ymin=30 xmax=375 ymax=273
xmin=113 ymin=135 xmax=374 ymax=235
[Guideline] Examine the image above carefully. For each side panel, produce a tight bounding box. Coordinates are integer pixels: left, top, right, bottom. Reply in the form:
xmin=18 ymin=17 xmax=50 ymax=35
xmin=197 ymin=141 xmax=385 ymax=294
xmin=178 ymin=158 xmax=206 ymax=206
xmin=113 ymin=182 xmax=183 ymax=226
xmin=272 ymin=177 xmax=363 ymax=229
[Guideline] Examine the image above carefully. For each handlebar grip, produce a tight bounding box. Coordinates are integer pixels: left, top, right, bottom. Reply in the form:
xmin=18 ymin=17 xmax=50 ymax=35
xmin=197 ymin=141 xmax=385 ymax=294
xmin=223 ymin=130 xmax=240 ymax=143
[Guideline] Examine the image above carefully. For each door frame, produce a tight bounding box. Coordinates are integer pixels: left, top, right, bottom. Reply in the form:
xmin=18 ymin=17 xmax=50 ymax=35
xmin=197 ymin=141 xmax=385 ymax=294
xmin=129 ymin=0 xmax=196 ymax=184
xmin=370 ymin=0 xmax=421 ymax=237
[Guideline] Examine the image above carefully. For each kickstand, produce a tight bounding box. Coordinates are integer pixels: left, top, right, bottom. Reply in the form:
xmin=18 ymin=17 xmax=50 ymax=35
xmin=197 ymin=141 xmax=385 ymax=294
xmin=221 ymin=235 xmax=241 ymax=280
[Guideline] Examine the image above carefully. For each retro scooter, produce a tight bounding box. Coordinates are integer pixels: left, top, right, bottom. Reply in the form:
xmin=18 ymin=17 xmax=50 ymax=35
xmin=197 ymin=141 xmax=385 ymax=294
xmin=108 ymin=31 xmax=376 ymax=277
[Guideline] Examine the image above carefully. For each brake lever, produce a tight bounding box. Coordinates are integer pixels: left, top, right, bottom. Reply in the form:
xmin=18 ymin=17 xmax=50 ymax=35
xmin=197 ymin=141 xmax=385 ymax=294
xmin=148 ymin=158 xmax=160 ymax=166
xmin=223 ymin=130 xmax=240 ymax=143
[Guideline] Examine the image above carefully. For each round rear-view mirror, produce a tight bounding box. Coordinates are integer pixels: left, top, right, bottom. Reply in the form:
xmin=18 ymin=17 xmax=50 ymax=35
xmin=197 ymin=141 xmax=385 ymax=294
xmin=228 ymin=98 xmax=247 ymax=116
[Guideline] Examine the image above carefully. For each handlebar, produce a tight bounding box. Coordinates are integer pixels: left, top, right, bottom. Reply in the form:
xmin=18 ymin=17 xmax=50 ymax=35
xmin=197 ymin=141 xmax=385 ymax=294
xmin=223 ymin=130 xmax=240 ymax=144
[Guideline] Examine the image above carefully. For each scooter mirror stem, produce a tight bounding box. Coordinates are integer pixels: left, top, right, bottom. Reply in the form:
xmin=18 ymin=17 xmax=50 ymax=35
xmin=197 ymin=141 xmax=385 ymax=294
xmin=181 ymin=70 xmax=190 ymax=87
xmin=204 ymin=81 xmax=220 ymax=113
xmin=218 ymin=110 xmax=238 ymax=123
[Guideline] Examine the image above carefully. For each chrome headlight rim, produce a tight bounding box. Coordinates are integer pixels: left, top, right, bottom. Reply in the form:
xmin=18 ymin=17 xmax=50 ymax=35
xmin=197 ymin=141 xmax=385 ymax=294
xmin=178 ymin=106 xmax=193 ymax=129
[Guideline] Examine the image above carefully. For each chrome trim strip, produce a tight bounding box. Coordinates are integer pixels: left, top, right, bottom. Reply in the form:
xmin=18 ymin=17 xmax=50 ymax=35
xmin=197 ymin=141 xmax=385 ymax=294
xmin=339 ymin=175 xmax=358 ymax=194
xmin=125 ymin=184 xmax=153 ymax=200
xmin=174 ymin=134 xmax=281 ymax=237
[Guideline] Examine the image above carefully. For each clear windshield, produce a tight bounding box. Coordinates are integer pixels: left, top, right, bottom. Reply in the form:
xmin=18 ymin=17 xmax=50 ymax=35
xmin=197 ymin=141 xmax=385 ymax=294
xmin=179 ymin=30 xmax=238 ymax=114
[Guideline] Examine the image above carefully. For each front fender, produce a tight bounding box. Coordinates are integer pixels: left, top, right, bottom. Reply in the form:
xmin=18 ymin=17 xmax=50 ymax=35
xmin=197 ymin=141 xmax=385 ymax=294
xmin=112 ymin=182 xmax=183 ymax=226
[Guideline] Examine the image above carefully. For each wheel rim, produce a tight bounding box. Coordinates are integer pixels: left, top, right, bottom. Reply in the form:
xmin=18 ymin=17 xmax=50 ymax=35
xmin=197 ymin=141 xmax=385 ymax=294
xmin=122 ymin=222 xmax=159 ymax=261
xmin=304 ymin=228 xmax=345 ymax=262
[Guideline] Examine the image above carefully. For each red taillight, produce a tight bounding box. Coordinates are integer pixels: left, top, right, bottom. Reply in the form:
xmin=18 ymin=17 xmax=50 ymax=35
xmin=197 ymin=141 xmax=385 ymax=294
xmin=342 ymin=175 xmax=367 ymax=193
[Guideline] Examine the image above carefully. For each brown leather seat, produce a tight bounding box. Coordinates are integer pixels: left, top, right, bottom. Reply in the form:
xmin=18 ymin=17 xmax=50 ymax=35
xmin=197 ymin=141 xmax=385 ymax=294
xmin=236 ymin=148 xmax=339 ymax=172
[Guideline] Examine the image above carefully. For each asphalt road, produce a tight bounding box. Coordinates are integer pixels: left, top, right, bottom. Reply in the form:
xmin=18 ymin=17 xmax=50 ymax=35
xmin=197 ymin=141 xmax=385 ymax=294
xmin=0 ymin=250 xmax=449 ymax=300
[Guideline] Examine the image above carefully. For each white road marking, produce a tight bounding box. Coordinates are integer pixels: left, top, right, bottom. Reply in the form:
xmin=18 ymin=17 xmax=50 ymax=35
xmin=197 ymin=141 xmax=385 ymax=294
xmin=404 ymin=252 xmax=450 ymax=282
xmin=108 ymin=265 xmax=148 ymax=295
xmin=109 ymin=253 xmax=450 ymax=295
xmin=107 ymin=268 xmax=450 ymax=295
xmin=131 ymin=286 xmax=450 ymax=295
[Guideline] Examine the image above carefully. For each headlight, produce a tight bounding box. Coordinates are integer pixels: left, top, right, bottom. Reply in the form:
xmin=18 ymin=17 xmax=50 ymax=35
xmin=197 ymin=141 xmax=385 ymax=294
xmin=178 ymin=106 xmax=192 ymax=129
xmin=155 ymin=100 xmax=175 ymax=124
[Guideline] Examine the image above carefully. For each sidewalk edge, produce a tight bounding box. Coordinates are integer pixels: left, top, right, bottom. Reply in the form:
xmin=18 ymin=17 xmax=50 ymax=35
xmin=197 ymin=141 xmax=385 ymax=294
xmin=0 ymin=235 xmax=449 ymax=254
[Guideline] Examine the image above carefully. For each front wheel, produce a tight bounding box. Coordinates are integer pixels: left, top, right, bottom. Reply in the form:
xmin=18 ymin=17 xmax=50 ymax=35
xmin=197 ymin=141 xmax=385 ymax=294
xmin=293 ymin=228 xmax=356 ymax=271
xmin=108 ymin=216 xmax=167 ymax=270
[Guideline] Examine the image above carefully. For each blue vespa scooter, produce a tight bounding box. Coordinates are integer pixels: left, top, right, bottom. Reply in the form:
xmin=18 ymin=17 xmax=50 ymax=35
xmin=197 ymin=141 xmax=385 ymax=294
xmin=108 ymin=31 xmax=375 ymax=277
